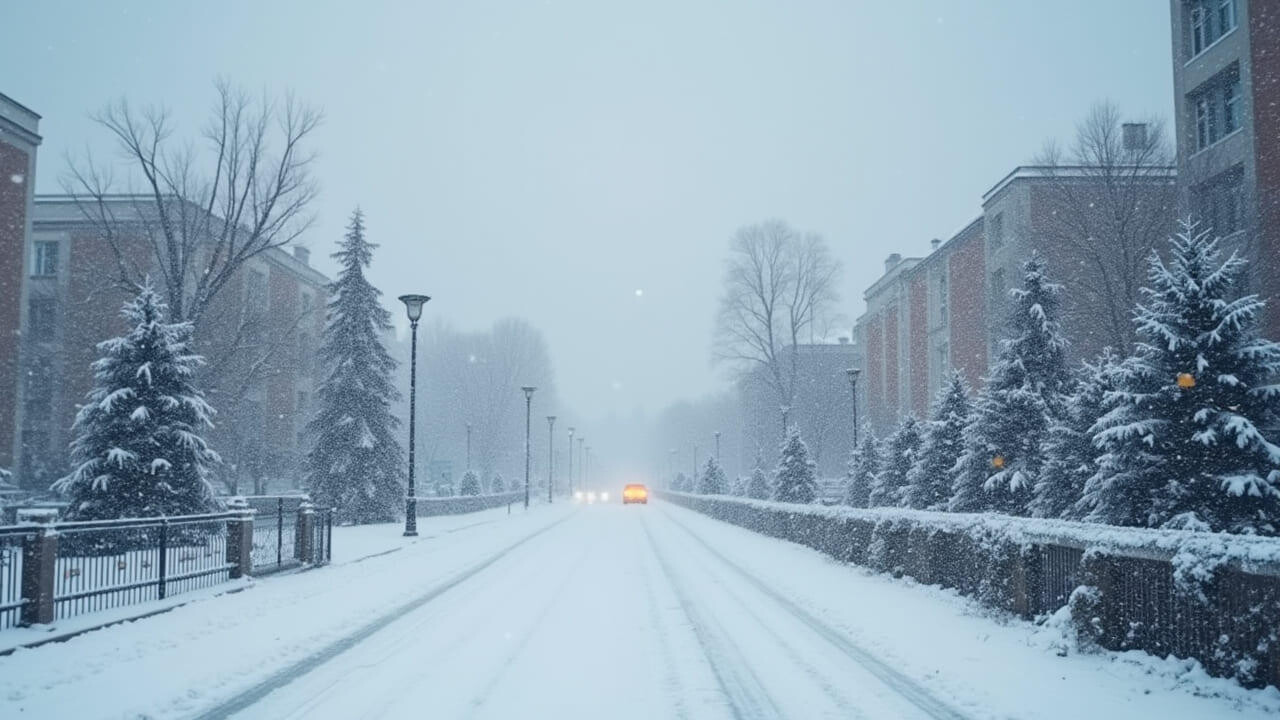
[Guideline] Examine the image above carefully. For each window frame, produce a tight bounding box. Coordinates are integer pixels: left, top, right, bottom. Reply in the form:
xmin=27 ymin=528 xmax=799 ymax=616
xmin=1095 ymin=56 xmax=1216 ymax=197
xmin=32 ymin=240 xmax=58 ymax=277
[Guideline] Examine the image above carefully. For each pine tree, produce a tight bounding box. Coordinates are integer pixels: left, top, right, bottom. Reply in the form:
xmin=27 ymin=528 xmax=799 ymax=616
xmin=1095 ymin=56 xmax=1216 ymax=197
xmin=904 ymin=374 xmax=971 ymax=510
xmin=1031 ymin=350 xmax=1121 ymax=519
xmin=1081 ymin=222 xmax=1280 ymax=534
xmin=949 ymin=254 xmax=1072 ymax=515
xmin=490 ymin=472 xmax=507 ymax=494
xmin=870 ymin=416 xmax=922 ymax=507
xmin=845 ymin=429 xmax=880 ymax=507
xmin=459 ymin=470 xmax=481 ymax=496
xmin=54 ymin=285 xmax=220 ymax=520
xmin=745 ymin=457 xmax=772 ymax=499
xmin=696 ymin=455 xmax=729 ymax=495
xmin=673 ymin=472 xmax=690 ymax=492
xmin=773 ymin=427 xmax=819 ymax=504
xmin=305 ymin=210 xmax=405 ymax=524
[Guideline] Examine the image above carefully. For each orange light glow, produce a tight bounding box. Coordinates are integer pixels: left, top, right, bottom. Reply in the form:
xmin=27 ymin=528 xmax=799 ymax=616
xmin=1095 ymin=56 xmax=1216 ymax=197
xmin=1177 ymin=372 xmax=1196 ymax=389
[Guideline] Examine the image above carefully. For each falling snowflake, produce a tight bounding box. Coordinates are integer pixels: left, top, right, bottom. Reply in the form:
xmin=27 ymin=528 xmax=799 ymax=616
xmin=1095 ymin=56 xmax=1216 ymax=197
xmin=9 ymin=174 xmax=23 ymax=185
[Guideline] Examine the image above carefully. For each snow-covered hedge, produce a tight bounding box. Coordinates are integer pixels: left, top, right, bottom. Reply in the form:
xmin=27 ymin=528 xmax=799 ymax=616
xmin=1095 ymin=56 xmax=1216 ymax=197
xmin=658 ymin=490 xmax=1280 ymax=690
xmin=415 ymin=491 xmax=523 ymax=517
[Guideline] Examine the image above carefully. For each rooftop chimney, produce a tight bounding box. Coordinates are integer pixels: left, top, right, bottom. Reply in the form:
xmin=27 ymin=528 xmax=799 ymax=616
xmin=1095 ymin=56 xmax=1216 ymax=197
xmin=293 ymin=246 xmax=310 ymax=266
xmin=1122 ymin=122 xmax=1148 ymax=152
xmin=885 ymin=252 xmax=902 ymax=273
xmin=931 ymin=238 xmax=942 ymax=252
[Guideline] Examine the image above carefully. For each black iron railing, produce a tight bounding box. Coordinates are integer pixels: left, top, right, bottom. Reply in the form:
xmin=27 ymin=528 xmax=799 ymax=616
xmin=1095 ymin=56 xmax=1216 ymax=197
xmin=0 ymin=526 xmax=34 ymax=630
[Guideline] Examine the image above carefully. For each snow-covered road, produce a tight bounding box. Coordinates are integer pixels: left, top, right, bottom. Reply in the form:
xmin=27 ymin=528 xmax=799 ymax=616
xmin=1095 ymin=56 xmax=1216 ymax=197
xmin=2 ymin=500 xmax=1276 ymax=719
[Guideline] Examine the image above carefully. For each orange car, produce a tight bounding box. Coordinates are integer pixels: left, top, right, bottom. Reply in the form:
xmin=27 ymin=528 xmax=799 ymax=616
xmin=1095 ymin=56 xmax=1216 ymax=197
xmin=622 ymin=483 xmax=649 ymax=504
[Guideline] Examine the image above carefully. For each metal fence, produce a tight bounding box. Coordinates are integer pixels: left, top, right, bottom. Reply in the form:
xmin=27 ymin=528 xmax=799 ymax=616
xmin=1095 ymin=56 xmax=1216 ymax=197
xmin=0 ymin=501 xmax=335 ymax=631
xmin=0 ymin=526 xmax=33 ymax=630
xmin=53 ymin=514 xmax=235 ymax=620
xmin=251 ymin=498 xmax=299 ymax=575
xmin=415 ymin=492 xmax=522 ymax=517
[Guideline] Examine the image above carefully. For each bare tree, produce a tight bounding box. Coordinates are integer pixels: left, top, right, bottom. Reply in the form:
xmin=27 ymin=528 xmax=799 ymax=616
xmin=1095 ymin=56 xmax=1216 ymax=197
xmin=63 ymin=80 xmax=322 ymax=327
xmin=1033 ymin=101 xmax=1176 ymax=350
xmin=714 ymin=219 xmax=842 ymax=410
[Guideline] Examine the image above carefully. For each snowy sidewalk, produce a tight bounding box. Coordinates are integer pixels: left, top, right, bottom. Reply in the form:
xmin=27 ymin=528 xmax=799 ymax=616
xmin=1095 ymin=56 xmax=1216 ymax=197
xmin=0 ymin=503 xmax=572 ymax=719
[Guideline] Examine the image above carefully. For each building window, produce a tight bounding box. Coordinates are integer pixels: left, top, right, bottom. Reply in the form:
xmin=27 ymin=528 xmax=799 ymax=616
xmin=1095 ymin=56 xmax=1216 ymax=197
xmin=1191 ymin=65 xmax=1241 ymax=152
xmin=989 ymin=212 xmax=1004 ymax=250
xmin=27 ymin=298 xmax=57 ymax=341
xmin=1189 ymin=0 xmax=1236 ymax=58
xmin=1194 ymin=166 xmax=1244 ymax=237
xmin=937 ymin=272 xmax=949 ymax=327
xmin=32 ymin=241 xmax=58 ymax=277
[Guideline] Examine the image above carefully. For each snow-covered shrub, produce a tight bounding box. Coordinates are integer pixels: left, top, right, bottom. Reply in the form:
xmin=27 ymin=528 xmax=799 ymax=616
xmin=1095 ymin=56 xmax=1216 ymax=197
xmin=905 ymin=374 xmax=970 ymax=510
xmin=458 ymin=470 xmax=482 ymax=496
xmin=844 ymin=430 xmax=879 ymax=507
xmin=870 ymin=417 xmax=921 ymax=507
xmin=55 ymin=284 xmax=220 ymax=520
xmin=773 ymin=427 xmax=818 ymax=504
xmin=696 ymin=455 xmax=729 ymax=495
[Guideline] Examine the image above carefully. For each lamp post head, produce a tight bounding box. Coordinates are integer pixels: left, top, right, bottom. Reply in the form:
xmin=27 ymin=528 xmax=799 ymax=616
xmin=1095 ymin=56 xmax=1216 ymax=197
xmin=846 ymin=367 xmax=861 ymax=385
xmin=522 ymin=385 xmax=537 ymax=399
xmin=568 ymin=426 xmax=575 ymax=437
xmin=398 ymin=294 xmax=430 ymax=322
xmin=547 ymin=415 xmax=557 ymax=426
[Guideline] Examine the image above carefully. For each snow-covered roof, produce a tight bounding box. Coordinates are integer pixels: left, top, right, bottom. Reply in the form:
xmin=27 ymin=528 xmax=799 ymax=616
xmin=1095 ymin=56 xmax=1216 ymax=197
xmin=981 ymin=164 xmax=1177 ymax=203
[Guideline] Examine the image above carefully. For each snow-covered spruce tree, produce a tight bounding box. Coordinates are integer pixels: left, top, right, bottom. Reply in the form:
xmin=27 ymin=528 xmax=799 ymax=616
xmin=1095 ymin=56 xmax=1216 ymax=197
xmin=54 ymin=285 xmax=220 ymax=520
xmin=904 ymin=374 xmax=971 ymax=510
xmin=949 ymin=254 xmax=1072 ymax=515
xmin=305 ymin=210 xmax=405 ymax=524
xmin=696 ymin=455 xmax=729 ymax=495
xmin=489 ymin=472 xmax=507 ymax=493
xmin=845 ymin=429 xmax=880 ymax=508
xmin=773 ymin=427 xmax=819 ymax=504
xmin=673 ymin=472 xmax=690 ymax=493
xmin=1030 ymin=349 xmax=1122 ymax=519
xmin=1080 ymin=222 xmax=1280 ymax=534
xmin=869 ymin=416 xmax=922 ymax=507
xmin=744 ymin=457 xmax=772 ymax=499
xmin=459 ymin=470 xmax=481 ymax=496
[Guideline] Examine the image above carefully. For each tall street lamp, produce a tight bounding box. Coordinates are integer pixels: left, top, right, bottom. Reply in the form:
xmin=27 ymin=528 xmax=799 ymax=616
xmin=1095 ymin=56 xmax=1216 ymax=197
xmin=522 ymin=386 xmax=536 ymax=510
xmin=567 ymin=427 xmax=575 ymax=495
xmin=398 ymin=294 xmax=430 ymax=536
xmin=715 ymin=431 xmax=721 ymax=460
xmin=466 ymin=422 xmax=472 ymax=471
xmin=845 ymin=367 xmax=861 ymax=446
xmin=546 ymin=416 xmax=556 ymax=503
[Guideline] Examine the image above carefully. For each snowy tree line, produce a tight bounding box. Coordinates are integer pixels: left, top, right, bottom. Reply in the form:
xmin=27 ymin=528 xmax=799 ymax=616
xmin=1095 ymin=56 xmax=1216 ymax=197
xmin=688 ymin=221 xmax=1280 ymax=537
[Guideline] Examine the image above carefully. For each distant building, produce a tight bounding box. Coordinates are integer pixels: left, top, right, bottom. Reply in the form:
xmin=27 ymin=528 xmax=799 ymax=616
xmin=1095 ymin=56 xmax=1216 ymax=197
xmin=0 ymin=92 xmax=40 ymax=473
xmin=737 ymin=340 xmax=856 ymax=479
xmin=854 ymin=165 xmax=1174 ymax=435
xmin=1169 ymin=0 xmax=1280 ymax=334
xmin=18 ymin=196 xmax=328 ymax=494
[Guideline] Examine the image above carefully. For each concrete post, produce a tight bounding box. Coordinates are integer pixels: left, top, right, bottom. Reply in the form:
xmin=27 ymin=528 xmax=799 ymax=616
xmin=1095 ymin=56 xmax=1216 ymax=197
xmin=20 ymin=509 xmax=58 ymax=626
xmin=224 ymin=498 xmax=255 ymax=579
xmin=297 ymin=502 xmax=316 ymax=564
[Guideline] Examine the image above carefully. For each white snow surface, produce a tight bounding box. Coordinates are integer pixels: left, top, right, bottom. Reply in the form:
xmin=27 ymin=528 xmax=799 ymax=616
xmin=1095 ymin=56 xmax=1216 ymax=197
xmin=1 ymin=500 xmax=1276 ymax=719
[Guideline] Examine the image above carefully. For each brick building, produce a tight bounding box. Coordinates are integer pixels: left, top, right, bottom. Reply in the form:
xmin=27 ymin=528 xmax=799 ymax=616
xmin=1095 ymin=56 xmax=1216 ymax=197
xmin=1169 ymin=0 xmax=1280 ymax=335
xmin=854 ymin=165 xmax=1175 ymax=436
xmin=18 ymin=196 xmax=328 ymax=494
xmin=0 ymin=93 xmax=40 ymax=473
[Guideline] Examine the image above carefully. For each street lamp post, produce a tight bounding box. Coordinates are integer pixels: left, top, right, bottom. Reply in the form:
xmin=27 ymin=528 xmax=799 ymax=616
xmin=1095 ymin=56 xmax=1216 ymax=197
xmin=715 ymin=431 xmax=721 ymax=459
xmin=398 ymin=294 xmax=430 ymax=537
xmin=466 ymin=422 xmax=472 ymax=471
xmin=522 ymin=386 xmax=536 ymax=510
xmin=546 ymin=416 xmax=556 ymax=503
xmin=845 ymin=368 xmax=861 ymax=446
xmin=567 ymin=427 xmax=575 ymax=495
xmin=578 ymin=437 xmax=585 ymax=492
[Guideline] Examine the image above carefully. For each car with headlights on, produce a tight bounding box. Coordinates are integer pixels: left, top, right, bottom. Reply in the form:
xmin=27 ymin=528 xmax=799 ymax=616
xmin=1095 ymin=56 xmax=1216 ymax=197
xmin=622 ymin=484 xmax=649 ymax=504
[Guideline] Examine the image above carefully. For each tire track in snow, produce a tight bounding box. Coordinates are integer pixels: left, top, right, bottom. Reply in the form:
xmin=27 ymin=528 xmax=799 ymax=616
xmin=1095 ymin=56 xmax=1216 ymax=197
xmin=640 ymin=515 xmax=783 ymax=720
xmin=192 ymin=511 xmax=574 ymax=720
xmin=659 ymin=506 xmax=971 ymax=720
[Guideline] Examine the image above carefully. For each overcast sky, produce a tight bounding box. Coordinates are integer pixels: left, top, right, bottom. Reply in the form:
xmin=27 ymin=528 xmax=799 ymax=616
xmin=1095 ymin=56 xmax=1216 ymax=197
xmin=3 ymin=0 xmax=1174 ymax=425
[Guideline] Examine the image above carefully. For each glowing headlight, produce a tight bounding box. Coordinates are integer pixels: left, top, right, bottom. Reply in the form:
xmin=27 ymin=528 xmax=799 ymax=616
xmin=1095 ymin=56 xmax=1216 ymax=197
xmin=574 ymin=491 xmax=584 ymax=501
xmin=600 ymin=492 xmax=609 ymax=502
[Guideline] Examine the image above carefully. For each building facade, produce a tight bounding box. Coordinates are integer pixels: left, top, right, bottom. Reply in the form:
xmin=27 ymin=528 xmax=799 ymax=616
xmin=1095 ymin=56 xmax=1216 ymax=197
xmin=18 ymin=196 xmax=328 ymax=494
xmin=855 ymin=165 xmax=1174 ymax=436
xmin=1170 ymin=0 xmax=1280 ymax=335
xmin=0 ymin=93 xmax=40 ymax=473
